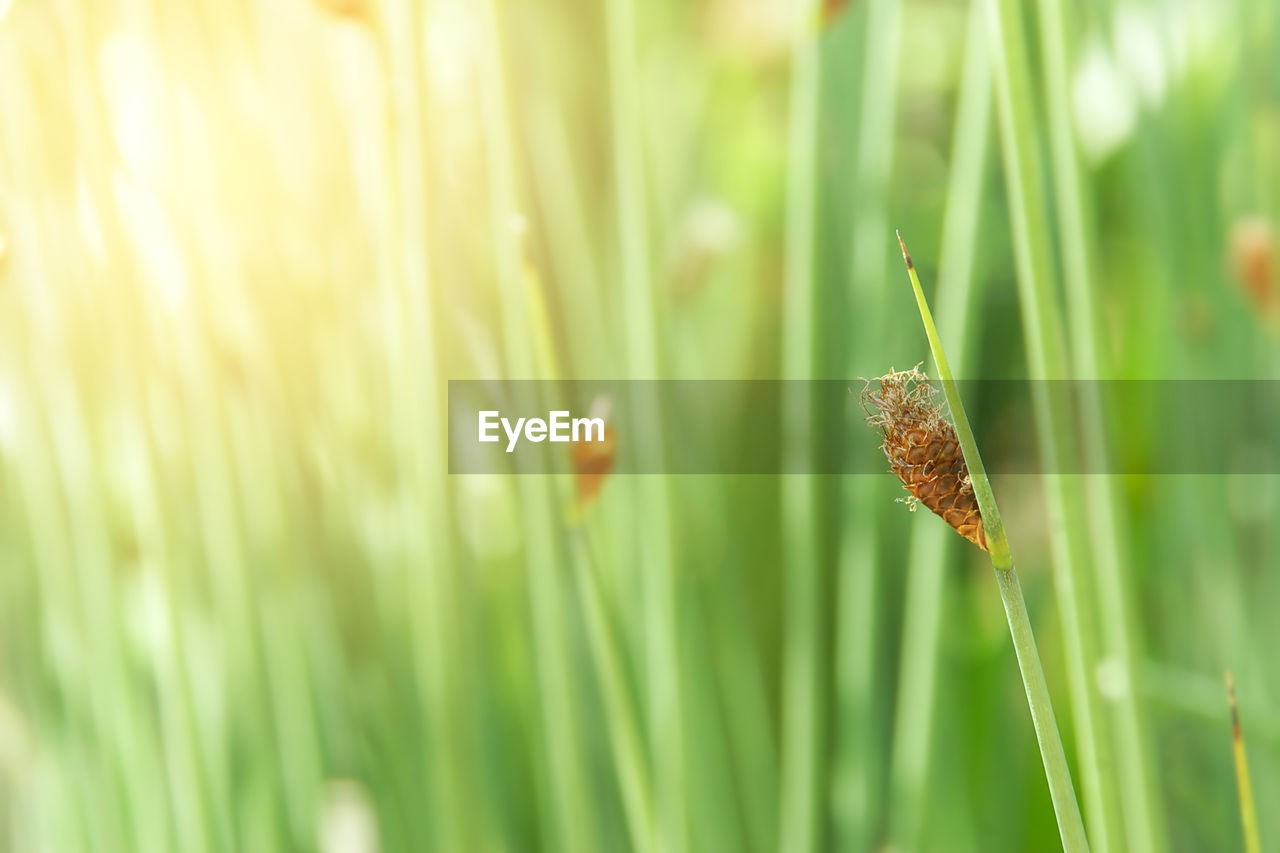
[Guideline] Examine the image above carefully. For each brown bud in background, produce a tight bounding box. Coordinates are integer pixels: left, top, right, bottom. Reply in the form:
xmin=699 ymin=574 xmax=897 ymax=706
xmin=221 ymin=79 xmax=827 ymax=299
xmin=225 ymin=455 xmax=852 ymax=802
xmin=862 ymin=366 xmax=986 ymax=550
xmin=571 ymin=396 xmax=616 ymax=512
xmin=1229 ymin=216 xmax=1278 ymax=326
xmin=314 ymin=0 xmax=370 ymax=22
xmin=821 ymin=0 xmax=853 ymax=26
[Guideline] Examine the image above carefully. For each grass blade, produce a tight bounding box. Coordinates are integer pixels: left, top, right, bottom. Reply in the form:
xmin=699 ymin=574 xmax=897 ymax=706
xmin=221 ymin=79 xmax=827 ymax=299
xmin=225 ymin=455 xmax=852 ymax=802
xmin=888 ymin=1 xmax=992 ymax=846
xmin=1226 ymin=671 xmax=1262 ymax=853
xmin=897 ymin=233 xmax=1089 ymax=852
xmin=1033 ymin=0 xmax=1165 ymax=846
xmin=833 ymin=0 xmax=902 ymax=847
xmin=603 ymin=0 xmax=686 ymax=849
xmin=779 ymin=4 xmax=824 ymax=850
xmin=983 ymin=0 xmax=1120 ymax=844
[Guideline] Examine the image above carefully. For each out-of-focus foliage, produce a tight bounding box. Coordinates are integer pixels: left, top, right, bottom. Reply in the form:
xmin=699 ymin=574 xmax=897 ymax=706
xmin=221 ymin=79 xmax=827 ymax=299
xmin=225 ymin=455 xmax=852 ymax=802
xmin=0 ymin=0 xmax=1276 ymax=850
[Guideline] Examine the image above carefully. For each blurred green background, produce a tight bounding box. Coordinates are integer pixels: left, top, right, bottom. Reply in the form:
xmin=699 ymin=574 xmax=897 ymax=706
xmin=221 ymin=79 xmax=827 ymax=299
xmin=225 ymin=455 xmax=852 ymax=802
xmin=0 ymin=0 xmax=1277 ymax=850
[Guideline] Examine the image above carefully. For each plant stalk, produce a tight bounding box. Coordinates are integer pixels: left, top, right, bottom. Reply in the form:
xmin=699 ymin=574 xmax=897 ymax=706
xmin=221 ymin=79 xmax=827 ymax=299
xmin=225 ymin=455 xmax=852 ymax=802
xmin=604 ymin=0 xmax=686 ymax=849
xmin=1034 ymin=0 xmax=1164 ymax=846
xmin=778 ymin=2 xmax=823 ymax=851
xmin=888 ymin=2 xmax=992 ymax=845
xmin=898 ymin=234 xmax=1089 ymax=852
xmin=1227 ymin=671 xmax=1262 ymax=853
xmin=982 ymin=0 xmax=1119 ymax=845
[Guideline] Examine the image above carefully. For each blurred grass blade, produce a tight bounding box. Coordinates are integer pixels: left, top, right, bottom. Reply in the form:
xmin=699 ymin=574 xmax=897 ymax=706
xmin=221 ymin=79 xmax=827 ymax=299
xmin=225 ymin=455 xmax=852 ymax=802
xmin=832 ymin=0 xmax=902 ymax=847
xmin=1226 ymin=671 xmax=1262 ymax=853
xmin=1033 ymin=0 xmax=1165 ymax=846
xmin=604 ymin=0 xmax=686 ymax=848
xmin=477 ymin=0 xmax=595 ymax=849
xmin=383 ymin=1 xmax=474 ymax=848
xmin=888 ymin=0 xmax=992 ymax=845
xmin=984 ymin=0 xmax=1120 ymax=845
xmin=779 ymin=3 xmax=824 ymax=851
xmin=570 ymin=529 xmax=656 ymax=852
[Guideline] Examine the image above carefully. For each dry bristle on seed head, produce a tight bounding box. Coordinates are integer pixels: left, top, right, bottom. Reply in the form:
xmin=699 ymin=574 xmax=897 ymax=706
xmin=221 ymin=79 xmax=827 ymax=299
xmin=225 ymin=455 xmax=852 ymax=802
xmin=861 ymin=366 xmax=987 ymax=550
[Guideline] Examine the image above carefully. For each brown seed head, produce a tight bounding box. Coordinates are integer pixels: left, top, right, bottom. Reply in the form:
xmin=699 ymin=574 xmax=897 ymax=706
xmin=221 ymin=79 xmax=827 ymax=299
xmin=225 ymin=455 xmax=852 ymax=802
xmin=861 ymin=366 xmax=987 ymax=550
xmin=572 ymin=424 xmax=617 ymax=507
xmin=1229 ymin=216 xmax=1279 ymax=326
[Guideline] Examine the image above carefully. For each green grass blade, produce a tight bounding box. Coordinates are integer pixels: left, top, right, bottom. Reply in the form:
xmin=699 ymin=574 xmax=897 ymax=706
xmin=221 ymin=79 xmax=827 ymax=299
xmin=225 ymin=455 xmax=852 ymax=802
xmin=382 ymin=2 xmax=475 ymax=848
xmin=477 ymin=1 xmax=596 ymax=849
xmin=888 ymin=1 xmax=992 ymax=845
xmin=779 ymin=7 xmax=823 ymax=852
xmin=603 ymin=0 xmax=686 ymax=849
xmin=983 ymin=0 xmax=1121 ymax=845
xmin=570 ymin=529 xmax=656 ymax=852
xmin=1226 ymin=671 xmax=1262 ymax=853
xmin=897 ymin=234 xmax=1089 ymax=852
xmin=1033 ymin=0 xmax=1165 ymax=847
xmin=897 ymin=235 xmax=1008 ymax=569
xmin=832 ymin=1 xmax=902 ymax=848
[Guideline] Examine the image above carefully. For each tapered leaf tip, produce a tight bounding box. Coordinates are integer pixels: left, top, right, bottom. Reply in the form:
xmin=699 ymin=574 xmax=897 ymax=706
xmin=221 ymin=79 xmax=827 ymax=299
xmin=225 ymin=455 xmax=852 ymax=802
xmin=895 ymin=230 xmax=913 ymax=269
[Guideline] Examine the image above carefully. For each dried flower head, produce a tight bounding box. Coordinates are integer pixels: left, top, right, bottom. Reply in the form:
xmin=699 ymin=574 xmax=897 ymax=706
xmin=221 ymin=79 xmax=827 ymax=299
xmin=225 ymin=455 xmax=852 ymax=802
xmin=862 ymin=365 xmax=987 ymax=550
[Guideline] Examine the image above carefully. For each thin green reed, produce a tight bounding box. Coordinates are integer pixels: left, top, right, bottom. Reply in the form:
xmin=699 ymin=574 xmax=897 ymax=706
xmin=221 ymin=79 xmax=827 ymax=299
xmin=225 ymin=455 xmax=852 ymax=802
xmin=1121 ymin=38 xmax=1270 ymax=819
xmin=833 ymin=0 xmax=902 ymax=849
xmin=383 ymin=2 xmax=480 ymax=849
xmin=888 ymin=1 xmax=992 ymax=847
xmin=4 ymin=19 xmax=202 ymax=849
xmin=17 ymin=374 xmax=130 ymax=852
xmin=9 ymin=72 xmax=103 ymax=853
xmin=477 ymin=1 xmax=596 ymax=851
xmin=135 ymin=373 xmax=223 ymax=853
xmin=523 ymin=101 xmax=614 ymax=377
xmin=899 ymin=234 xmax=1089 ymax=852
xmin=570 ymin=528 xmax=656 ymax=852
xmin=603 ymin=0 xmax=687 ymax=849
xmin=1034 ymin=0 xmax=1165 ymax=847
xmin=1226 ymin=671 xmax=1262 ymax=853
xmin=779 ymin=4 xmax=823 ymax=852
xmin=984 ymin=0 xmax=1119 ymax=846
xmin=520 ymin=253 xmax=657 ymax=851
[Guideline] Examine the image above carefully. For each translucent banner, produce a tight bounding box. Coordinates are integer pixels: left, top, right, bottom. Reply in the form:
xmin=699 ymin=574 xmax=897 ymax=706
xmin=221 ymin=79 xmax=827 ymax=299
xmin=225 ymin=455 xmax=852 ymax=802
xmin=447 ymin=379 xmax=1280 ymax=475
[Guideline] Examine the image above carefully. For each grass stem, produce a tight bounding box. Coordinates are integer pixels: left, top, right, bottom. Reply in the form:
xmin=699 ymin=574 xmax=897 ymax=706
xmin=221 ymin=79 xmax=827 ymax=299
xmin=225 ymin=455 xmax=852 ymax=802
xmin=833 ymin=1 xmax=902 ymax=847
xmin=1226 ymin=671 xmax=1262 ymax=853
xmin=603 ymin=0 xmax=686 ymax=848
xmin=779 ymin=6 xmax=823 ymax=851
xmin=984 ymin=0 xmax=1120 ymax=844
xmin=888 ymin=2 xmax=992 ymax=845
xmin=1034 ymin=0 xmax=1164 ymax=846
xmin=897 ymin=234 xmax=1089 ymax=852
xmin=478 ymin=0 xmax=595 ymax=848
